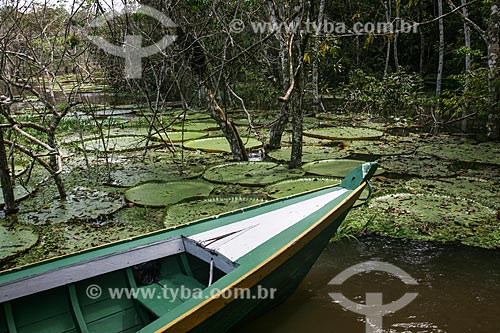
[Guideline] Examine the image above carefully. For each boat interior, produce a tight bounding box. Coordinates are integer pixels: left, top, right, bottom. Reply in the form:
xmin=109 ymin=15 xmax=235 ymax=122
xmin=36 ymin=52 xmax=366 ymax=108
xmin=0 ymin=237 xmax=238 ymax=333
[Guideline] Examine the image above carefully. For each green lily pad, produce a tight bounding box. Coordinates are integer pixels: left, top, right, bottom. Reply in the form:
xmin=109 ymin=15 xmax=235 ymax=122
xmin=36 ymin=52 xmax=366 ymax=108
xmin=0 ymin=225 xmax=39 ymax=261
xmin=267 ymin=146 xmax=349 ymax=163
xmin=163 ymin=195 xmax=266 ymax=227
xmin=151 ymin=131 xmax=208 ymax=143
xmin=183 ymin=137 xmax=262 ymax=153
xmin=265 ymin=177 xmax=342 ymax=199
xmin=183 ymin=112 xmax=211 ymax=121
xmin=169 ymin=121 xmax=220 ymax=132
xmin=304 ymin=127 xmax=384 ymax=141
xmin=302 ymin=159 xmax=385 ymax=177
xmin=125 ymin=181 xmax=214 ymax=207
xmin=378 ymin=155 xmax=456 ymax=178
xmin=81 ymin=136 xmax=162 ymax=153
xmin=203 ymin=162 xmax=305 ymax=186
xmin=0 ymin=185 xmax=33 ymax=205
xmin=419 ymin=141 xmax=500 ymax=165
xmin=18 ymin=187 xmax=123 ymax=225
xmin=93 ymin=109 xmax=135 ymax=118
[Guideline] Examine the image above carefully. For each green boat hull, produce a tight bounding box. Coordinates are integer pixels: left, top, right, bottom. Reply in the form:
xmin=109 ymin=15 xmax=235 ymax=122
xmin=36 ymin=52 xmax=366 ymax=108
xmin=0 ymin=163 xmax=377 ymax=333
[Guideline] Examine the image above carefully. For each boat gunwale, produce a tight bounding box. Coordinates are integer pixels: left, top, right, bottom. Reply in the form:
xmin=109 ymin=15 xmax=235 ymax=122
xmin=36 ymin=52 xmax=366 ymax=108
xmin=0 ymin=237 xmax=238 ymax=303
xmin=148 ymin=181 xmax=366 ymax=332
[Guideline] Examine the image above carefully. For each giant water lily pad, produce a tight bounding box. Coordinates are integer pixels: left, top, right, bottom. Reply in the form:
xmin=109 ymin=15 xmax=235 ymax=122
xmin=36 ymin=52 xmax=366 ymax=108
xmin=302 ymin=159 xmax=385 ymax=177
xmin=267 ymin=146 xmax=349 ymax=163
xmin=82 ymin=136 xmax=161 ymax=153
xmin=169 ymin=121 xmax=219 ymax=132
xmin=93 ymin=108 xmax=135 ymax=118
xmin=369 ymin=193 xmax=497 ymax=243
xmin=304 ymin=127 xmax=384 ymax=141
xmin=378 ymin=155 xmax=456 ymax=178
xmin=18 ymin=187 xmax=123 ymax=225
xmin=163 ymin=196 xmax=266 ymax=227
xmin=125 ymin=181 xmax=214 ymax=207
xmin=203 ymin=162 xmax=305 ymax=186
xmin=0 ymin=225 xmax=39 ymax=261
xmin=183 ymin=137 xmax=262 ymax=153
xmin=151 ymin=131 xmax=208 ymax=143
xmin=265 ymin=177 xmax=341 ymax=199
xmin=419 ymin=141 xmax=500 ymax=165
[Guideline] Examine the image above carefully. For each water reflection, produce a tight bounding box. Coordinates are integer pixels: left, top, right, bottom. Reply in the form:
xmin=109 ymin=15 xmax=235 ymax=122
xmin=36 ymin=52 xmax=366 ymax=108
xmin=236 ymin=236 xmax=500 ymax=332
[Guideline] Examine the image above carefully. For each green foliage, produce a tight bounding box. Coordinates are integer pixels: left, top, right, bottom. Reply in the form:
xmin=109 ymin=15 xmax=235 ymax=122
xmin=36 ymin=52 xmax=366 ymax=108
xmin=442 ymin=68 xmax=489 ymax=118
xmin=335 ymin=69 xmax=427 ymax=116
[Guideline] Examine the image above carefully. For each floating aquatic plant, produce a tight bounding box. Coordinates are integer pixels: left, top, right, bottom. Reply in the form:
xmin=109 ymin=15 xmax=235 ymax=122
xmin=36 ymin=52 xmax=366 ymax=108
xmin=203 ymin=161 xmax=304 ymax=186
xmin=0 ymin=184 xmax=33 ymax=205
xmin=418 ymin=141 xmax=500 ymax=165
xmin=18 ymin=187 xmax=123 ymax=225
xmin=124 ymin=181 xmax=214 ymax=207
xmin=0 ymin=225 xmax=39 ymax=261
xmin=368 ymin=193 xmax=498 ymax=246
xmin=151 ymin=131 xmax=208 ymax=143
xmin=183 ymin=137 xmax=262 ymax=153
xmin=169 ymin=121 xmax=220 ymax=132
xmin=302 ymin=159 xmax=385 ymax=177
xmin=378 ymin=155 xmax=456 ymax=178
xmin=267 ymin=146 xmax=349 ymax=163
xmin=163 ymin=195 xmax=266 ymax=227
xmin=265 ymin=177 xmax=341 ymax=199
xmin=304 ymin=127 xmax=384 ymax=141
xmin=81 ymin=136 xmax=162 ymax=153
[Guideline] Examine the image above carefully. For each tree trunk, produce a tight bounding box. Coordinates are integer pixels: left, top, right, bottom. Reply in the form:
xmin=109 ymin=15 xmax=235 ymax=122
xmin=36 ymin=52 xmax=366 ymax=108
xmin=436 ymin=0 xmax=445 ymax=115
xmin=394 ymin=0 xmax=400 ymax=69
xmin=462 ymin=0 xmax=472 ymax=132
xmin=290 ymin=65 xmax=305 ymax=169
xmin=205 ymin=85 xmax=248 ymax=161
xmin=0 ymin=128 xmax=17 ymax=214
xmin=47 ymin=132 xmax=66 ymax=200
xmin=311 ymin=0 xmax=326 ymax=113
xmin=267 ymin=1 xmax=290 ymax=151
xmin=383 ymin=3 xmax=391 ymax=78
xmin=487 ymin=0 xmax=500 ymax=139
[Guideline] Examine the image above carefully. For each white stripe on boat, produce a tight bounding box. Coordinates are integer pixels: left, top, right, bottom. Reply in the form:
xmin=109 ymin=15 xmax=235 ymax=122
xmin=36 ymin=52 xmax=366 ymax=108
xmin=190 ymin=188 xmax=348 ymax=261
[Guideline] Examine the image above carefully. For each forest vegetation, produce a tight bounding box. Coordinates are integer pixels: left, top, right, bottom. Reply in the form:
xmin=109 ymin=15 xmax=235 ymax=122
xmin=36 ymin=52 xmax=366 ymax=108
xmin=0 ymin=0 xmax=499 ymax=261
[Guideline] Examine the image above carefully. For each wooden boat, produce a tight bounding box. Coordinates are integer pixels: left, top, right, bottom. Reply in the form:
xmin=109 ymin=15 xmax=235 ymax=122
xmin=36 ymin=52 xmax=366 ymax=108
xmin=0 ymin=162 xmax=377 ymax=333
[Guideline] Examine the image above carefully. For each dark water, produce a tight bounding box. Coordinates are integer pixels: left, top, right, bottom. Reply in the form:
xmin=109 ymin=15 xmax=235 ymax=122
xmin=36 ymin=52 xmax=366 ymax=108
xmin=237 ymin=236 xmax=500 ymax=333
